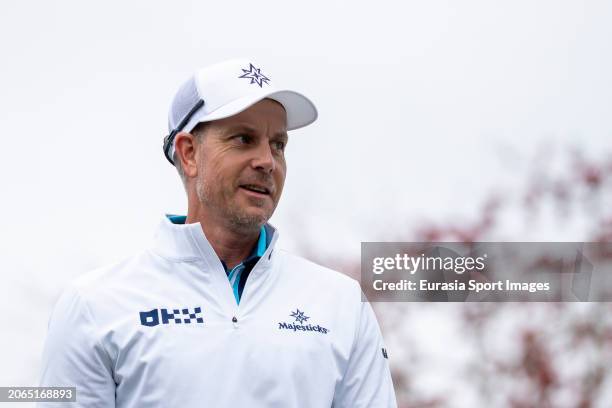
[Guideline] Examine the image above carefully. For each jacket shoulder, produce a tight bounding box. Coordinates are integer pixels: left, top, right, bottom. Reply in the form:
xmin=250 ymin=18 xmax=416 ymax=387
xmin=71 ymin=252 xmax=147 ymax=293
xmin=276 ymin=250 xmax=361 ymax=293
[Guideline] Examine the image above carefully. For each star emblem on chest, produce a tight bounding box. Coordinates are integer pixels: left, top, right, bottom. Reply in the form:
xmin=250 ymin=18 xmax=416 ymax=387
xmin=290 ymin=309 xmax=310 ymax=324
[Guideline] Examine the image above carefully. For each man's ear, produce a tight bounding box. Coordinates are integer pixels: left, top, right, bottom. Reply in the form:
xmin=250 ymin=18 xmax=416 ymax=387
xmin=174 ymin=132 xmax=198 ymax=177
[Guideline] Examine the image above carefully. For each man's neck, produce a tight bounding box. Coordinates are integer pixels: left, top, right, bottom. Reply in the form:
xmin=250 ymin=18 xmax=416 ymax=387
xmin=185 ymin=210 xmax=260 ymax=270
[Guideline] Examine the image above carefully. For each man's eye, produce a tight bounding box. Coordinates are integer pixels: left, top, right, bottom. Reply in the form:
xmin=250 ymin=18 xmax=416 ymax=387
xmin=233 ymin=134 xmax=252 ymax=144
xmin=273 ymin=141 xmax=286 ymax=151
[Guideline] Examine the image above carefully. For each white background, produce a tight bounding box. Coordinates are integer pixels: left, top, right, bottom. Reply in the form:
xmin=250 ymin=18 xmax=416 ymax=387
xmin=1 ymin=0 xmax=611 ymax=400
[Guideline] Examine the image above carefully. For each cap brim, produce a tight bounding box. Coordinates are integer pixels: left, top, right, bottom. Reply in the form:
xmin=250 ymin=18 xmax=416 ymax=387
xmin=183 ymin=89 xmax=318 ymax=133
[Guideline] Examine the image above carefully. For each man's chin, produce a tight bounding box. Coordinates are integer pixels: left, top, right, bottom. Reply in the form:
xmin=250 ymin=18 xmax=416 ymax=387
xmin=226 ymin=207 xmax=272 ymax=232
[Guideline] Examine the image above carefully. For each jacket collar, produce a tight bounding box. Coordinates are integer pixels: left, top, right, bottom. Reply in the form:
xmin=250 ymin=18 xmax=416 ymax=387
xmin=150 ymin=215 xmax=279 ymax=270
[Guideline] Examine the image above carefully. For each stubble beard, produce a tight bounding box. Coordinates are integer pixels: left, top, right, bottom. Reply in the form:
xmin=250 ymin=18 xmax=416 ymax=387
xmin=195 ymin=173 xmax=269 ymax=235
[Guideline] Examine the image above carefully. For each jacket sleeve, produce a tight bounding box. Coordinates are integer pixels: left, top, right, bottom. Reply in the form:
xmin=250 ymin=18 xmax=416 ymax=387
xmin=332 ymin=299 xmax=398 ymax=408
xmin=38 ymin=285 xmax=116 ymax=408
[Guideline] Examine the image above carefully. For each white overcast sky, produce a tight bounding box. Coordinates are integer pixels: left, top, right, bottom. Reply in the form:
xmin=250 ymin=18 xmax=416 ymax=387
xmin=1 ymin=0 xmax=611 ymax=388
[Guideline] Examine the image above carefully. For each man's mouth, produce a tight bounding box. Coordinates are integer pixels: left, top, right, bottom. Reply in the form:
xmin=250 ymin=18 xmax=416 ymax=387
xmin=240 ymin=184 xmax=271 ymax=196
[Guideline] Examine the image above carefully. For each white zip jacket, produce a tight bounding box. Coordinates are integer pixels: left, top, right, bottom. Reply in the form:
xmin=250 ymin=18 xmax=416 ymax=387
xmin=39 ymin=217 xmax=397 ymax=407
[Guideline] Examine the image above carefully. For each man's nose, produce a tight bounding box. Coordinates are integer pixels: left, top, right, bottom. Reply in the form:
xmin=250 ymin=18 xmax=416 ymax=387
xmin=251 ymin=142 xmax=276 ymax=173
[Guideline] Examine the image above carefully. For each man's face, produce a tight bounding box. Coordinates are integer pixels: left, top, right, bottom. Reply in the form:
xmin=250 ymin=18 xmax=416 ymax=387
xmin=193 ymin=99 xmax=288 ymax=233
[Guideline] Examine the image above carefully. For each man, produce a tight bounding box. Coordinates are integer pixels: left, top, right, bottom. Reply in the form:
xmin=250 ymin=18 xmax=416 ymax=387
xmin=39 ymin=59 xmax=397 ymax=407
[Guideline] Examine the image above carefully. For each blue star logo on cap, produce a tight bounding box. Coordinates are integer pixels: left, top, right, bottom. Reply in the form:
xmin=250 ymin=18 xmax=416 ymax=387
xmin=290 ymin=309 xmax=310 ymax=325
xmin=238 ymin=63 xmax=270 ymax=88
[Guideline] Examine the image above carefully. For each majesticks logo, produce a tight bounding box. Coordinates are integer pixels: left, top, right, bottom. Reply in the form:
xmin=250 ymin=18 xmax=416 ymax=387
xmin=238 ymin=63 xmax=270 ymax=88
xmin=278 ymin=309 xmax=329 ymax=334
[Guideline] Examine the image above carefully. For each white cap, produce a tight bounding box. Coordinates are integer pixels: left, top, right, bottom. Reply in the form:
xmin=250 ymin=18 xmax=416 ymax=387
xmin=163 ymin=59 xmax=318 ymax=165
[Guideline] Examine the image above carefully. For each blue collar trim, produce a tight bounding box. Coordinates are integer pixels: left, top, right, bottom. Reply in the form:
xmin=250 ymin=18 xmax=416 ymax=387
xmin=168 ymin=214 xmax=187 ymax=224
xmin=256 ymin=225 xmax=267 ymax=257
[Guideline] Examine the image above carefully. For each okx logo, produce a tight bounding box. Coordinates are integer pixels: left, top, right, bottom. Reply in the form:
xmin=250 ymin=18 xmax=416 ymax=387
xmin=278 ymin=308 xmax=329 ymax=334
xmin=140 ymin=306 xmax=204 ymax=327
